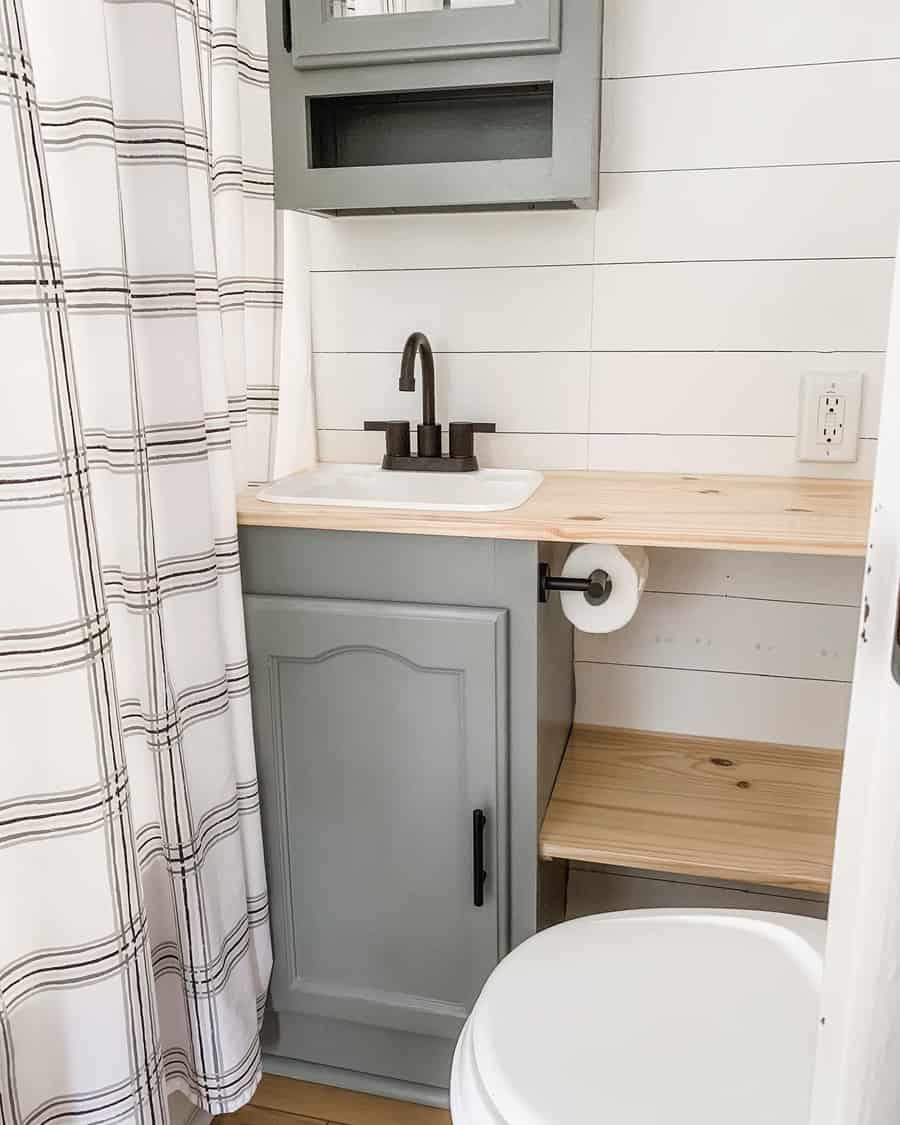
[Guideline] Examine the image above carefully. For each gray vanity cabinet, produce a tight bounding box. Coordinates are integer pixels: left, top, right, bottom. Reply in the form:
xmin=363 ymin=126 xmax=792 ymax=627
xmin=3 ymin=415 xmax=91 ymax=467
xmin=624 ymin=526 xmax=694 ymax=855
xmin=246 ymin=595 xmax=508 ymax=1045
xmin=240 ymin=527 xmax=573 ymax=1096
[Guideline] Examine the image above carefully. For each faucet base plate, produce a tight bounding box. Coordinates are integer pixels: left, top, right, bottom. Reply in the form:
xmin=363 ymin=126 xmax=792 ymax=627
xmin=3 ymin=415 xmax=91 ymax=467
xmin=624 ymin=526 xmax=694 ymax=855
xmin=382 ymin=455 xmax=479 ymax=473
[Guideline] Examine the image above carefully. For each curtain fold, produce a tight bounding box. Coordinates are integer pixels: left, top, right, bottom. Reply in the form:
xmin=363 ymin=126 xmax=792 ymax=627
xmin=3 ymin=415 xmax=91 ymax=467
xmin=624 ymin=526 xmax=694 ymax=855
xmin=0 ymin=0 xmax=290 ymax=1120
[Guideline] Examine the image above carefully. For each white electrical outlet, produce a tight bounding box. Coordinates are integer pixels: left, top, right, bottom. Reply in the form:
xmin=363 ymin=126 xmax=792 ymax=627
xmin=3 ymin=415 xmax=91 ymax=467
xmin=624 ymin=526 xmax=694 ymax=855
xmin=797 ymin=371 xmax=863 ymax=463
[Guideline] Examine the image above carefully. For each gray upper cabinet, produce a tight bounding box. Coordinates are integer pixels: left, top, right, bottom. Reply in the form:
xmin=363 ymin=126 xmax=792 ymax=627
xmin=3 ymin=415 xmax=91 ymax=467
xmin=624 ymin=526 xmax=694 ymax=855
xmin=265 ymin=0 xmax=603 ymax=212
xmin=290 ymin=0 xmax=561 ymax=69
xmin=246 ymin=594 xmax=509 ymax=1077
xmin=240 ymin=527 xmax=573 ymax=1096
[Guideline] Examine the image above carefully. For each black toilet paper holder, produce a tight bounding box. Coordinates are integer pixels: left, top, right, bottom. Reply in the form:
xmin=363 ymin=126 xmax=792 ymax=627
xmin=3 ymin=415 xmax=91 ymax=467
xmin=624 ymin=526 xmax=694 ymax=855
xmin=537 ymin=562 xmax=613 ymax=606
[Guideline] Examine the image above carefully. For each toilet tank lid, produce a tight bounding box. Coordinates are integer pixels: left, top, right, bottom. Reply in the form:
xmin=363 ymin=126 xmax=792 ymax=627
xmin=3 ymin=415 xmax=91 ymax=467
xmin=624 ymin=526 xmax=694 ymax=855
xmin=468 ymin=908 xmax=826 ymax=1125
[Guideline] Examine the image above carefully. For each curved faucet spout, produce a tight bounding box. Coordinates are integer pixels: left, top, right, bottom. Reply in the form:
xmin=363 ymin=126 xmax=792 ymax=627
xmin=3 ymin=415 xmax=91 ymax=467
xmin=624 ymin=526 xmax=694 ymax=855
xmin=399 ymin=331 xmax=435 ymax=427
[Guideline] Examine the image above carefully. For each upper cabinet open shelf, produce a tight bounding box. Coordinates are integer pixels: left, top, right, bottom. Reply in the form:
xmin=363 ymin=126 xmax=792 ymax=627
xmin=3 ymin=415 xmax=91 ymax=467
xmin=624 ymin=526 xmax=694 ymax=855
xmin=265 ymin=0 xmax=603 ymax=213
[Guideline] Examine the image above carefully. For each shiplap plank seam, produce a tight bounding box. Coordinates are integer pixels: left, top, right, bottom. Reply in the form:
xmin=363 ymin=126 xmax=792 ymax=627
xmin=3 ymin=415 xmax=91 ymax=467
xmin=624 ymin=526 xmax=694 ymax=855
xmin=575 ymin=660 xmax=852 ymax=684
xmin=604 ymin=56 xmax=900 ymax=81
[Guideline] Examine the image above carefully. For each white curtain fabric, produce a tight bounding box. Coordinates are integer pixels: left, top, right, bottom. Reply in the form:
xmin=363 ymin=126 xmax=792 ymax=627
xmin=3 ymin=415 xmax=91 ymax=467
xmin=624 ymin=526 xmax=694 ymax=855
xmin=274 ymin=210 xmax=316 ymax=480
xmin=0 ymin=0 xmax=300 ymax=1120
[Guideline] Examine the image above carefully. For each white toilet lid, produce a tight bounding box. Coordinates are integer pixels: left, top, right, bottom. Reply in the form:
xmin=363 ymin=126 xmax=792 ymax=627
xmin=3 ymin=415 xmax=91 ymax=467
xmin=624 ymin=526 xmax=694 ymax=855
xmin=467 ymin=909 xmax=825 ymax=1125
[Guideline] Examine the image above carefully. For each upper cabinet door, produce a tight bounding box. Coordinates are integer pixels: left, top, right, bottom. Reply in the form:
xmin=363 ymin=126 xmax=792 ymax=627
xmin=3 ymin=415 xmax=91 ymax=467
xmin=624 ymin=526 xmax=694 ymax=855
xmin=267 ymin=0 xmax=602 ymax=211
xmin=288 ymin=0 xmax=561 ymax=70
xmin=246 ymin=594 xmax=509 ymax=1043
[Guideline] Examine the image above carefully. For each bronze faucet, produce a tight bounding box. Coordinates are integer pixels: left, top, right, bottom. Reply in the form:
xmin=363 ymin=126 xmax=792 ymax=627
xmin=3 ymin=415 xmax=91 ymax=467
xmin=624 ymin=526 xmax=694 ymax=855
xmin=365 ymin=331 xmax=495 ymax=472
xmin=399 ymin=332 xmax=440 ymax=458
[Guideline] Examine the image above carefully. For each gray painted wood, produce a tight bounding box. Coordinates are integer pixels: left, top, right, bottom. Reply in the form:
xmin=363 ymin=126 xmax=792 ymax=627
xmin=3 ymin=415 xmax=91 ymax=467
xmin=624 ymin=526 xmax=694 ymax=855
xmin=263 ymin=1006 xmax=457 ymax=1090
xmin=535 ymin=542 xmax=573 ymax=932
xmin=240 ymin=527 xmax=574 ymax=1092
xmin=240 ymin=528 xmax=542 ymax=948
xmin=290 ymin=0 xmax=560 ymax=69
xmin=265 ymin=0 xmax=602 ymax=211
xmin=262 ymin=1054 xmax=450 ymax=1111
xmin=246 ymin=594 xmax=509 ymax=1042
xmin=537 ymin=540 xmax=574 ymax=820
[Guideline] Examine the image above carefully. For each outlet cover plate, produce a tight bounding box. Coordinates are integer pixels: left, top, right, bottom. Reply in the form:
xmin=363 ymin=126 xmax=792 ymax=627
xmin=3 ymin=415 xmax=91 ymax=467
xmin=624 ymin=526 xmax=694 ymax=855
xmin=797 ymin=371 xmax=863 ymax=463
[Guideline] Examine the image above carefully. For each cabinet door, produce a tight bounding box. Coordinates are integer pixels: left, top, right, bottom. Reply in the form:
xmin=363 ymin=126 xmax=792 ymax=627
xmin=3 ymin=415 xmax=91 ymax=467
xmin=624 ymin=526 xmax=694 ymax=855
xmin=245 ymin=595 xmax=508 ymax=1042
xmin=287 ymin=0 xmax=560 ymax=70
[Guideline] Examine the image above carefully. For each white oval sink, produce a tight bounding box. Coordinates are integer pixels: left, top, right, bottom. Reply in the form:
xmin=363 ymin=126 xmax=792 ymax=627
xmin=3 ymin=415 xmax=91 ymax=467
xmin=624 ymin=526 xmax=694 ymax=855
xmin=256 ymin=463 xmax=543 ymax=512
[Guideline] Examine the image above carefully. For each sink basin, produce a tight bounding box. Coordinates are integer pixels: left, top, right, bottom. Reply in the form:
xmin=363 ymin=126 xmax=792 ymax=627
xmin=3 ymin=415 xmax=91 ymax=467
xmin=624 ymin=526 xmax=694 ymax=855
xmin=256 ymin=463 xmax=544 ymax=512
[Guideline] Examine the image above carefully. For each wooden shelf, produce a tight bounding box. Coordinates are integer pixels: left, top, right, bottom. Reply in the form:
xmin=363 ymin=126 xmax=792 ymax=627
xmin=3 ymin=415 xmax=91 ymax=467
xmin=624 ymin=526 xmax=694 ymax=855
xmin=539 ymin=725 xmax=843 ymax=893
xmin=238 ymin=471 xmax=871 ymax=557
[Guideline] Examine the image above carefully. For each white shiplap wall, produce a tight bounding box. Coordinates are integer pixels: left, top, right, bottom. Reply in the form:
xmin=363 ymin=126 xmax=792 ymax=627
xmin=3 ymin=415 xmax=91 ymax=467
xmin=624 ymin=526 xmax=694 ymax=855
xmin=307 ymin=0 xmax=900 ymax=750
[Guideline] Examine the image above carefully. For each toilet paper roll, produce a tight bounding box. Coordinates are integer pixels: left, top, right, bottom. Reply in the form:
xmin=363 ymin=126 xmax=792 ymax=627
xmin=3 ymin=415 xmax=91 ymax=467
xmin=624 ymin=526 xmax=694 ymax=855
xmin=559 ymin=544 xmax=649 ymax=633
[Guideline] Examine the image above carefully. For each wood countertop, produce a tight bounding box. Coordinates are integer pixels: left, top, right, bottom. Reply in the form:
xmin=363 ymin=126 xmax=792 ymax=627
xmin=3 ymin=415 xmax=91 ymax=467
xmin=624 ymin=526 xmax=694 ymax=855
xmin=237 ymin=470 xmax=871 ymax=556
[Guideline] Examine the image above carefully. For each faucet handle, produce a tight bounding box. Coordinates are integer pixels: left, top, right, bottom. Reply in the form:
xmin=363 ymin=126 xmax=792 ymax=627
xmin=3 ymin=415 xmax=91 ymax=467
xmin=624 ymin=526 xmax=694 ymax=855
xmin=364 ymin=420 xmax=411 ymax=461
xmin=449 ymin=422 xmax=496 ymax=462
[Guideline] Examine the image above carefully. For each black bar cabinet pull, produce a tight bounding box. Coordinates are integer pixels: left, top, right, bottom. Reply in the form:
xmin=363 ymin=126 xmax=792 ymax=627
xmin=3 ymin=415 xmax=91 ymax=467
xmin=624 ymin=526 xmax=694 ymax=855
xmin=472 ymin=809 xmax=487 ymax=907
xmin=282 ymin=0 xmax=292 ymax=52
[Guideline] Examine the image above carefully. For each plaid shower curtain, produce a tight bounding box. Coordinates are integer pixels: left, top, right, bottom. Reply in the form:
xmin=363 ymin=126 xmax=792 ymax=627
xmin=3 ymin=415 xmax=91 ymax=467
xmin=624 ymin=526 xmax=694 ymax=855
xmin=0 ymin=1 xmax=279 ymax=1120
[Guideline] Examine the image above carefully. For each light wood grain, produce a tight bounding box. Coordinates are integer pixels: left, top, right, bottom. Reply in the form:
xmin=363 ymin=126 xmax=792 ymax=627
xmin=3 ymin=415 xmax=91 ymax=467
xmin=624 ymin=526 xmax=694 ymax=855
xmin=248 ymin=1075 xmax=449 ymax=1125
xmin=220 ymin=1105 xmax=322 ymax=1125
xmin=539 ymin=725 xmax=843 ymax=892
xmin=238 ymin=471 xmax=870 ymax=557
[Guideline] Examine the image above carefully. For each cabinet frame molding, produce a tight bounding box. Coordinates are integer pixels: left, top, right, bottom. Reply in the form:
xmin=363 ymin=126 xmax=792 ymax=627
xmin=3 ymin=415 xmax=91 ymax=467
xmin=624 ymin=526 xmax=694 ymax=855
xmin=290 ymin=0 xmax=561 ymax=70
xmin=247 ymin=594 xmax=510 ymax=1043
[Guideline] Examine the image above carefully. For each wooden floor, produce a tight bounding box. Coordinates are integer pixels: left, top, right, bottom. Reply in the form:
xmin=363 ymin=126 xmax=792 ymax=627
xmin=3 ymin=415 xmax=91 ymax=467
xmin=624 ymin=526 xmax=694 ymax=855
xmin=221 ymin=1075 xmax=450 ymax=1125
